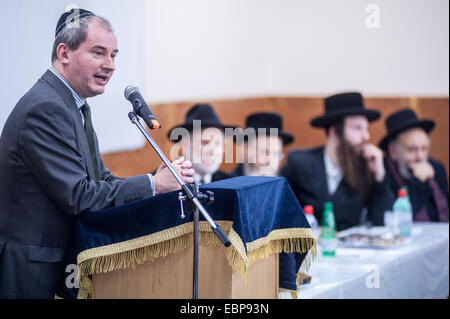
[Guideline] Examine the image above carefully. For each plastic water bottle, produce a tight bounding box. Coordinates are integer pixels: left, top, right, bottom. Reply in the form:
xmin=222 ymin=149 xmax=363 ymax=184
xmin=304 ymin=205 xmax=319 ymax=242
xmin=393 ymin=187 xmax=413 ymax=238
xmin=320 ymin=202 xmax=337 ymax=257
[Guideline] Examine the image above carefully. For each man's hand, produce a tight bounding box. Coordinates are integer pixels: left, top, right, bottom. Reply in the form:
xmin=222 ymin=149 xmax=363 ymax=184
xmin=410 ymin=161 xmax=434 ymax=182
xmin=153 ymin=157 xmax=195 ymax=195
xmin=360 ymin=143 xmax=385 ymax=182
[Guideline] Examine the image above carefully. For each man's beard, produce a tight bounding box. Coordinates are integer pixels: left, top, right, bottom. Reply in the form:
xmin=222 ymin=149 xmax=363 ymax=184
xmin=336 ymin=139 xmax=373 ymax=198
xmin=397 ymin=162 xmax=413 ymax=180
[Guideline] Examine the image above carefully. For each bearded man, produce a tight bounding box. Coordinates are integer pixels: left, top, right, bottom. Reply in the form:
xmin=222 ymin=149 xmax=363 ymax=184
xmin=380 ymin=109 xmax=448 ymax=222
xmin=280 ymin=92 xmax=395 ymax=231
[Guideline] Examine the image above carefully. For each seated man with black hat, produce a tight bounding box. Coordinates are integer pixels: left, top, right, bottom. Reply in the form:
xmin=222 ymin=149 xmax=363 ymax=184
xmin=231 ymin=112 xmax=294 ymax=177
xmin=280 ymin=92 xmax=395 ymax=231
xmin=230 ymin=112 xmax=304 ymax=296
xmin=168 ymin=104 xmax=238 ymax=185
xmin=380 ymin=109 xmax=449 ymax=222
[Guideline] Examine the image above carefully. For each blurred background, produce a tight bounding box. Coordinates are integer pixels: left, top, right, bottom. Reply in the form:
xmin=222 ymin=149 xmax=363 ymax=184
xmin=1 ymin=0 xmax=448 ymax=178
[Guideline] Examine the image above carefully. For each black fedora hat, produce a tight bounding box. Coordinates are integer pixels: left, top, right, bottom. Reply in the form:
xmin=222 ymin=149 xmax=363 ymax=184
xmin=379 ymin=108 xmax=435 ymax=150
xmin=168 ymin=104 xmax=238 ymax=142
xmin=311 ymin=92 xmax=380 ymax=128
xmin=239 ymin=112 xmax=294 ymax=145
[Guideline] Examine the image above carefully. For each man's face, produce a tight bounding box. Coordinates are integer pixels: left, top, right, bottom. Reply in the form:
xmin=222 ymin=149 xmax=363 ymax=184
xmin=65 ymin=19 xmax=118 ymax=99
xmin=389 ymin=127 xmax=430 ymax=168
xmin=246 ymin=135 xmax=283 ymax=176
xmin=182 ymin=128 xmax=224 ymax=175
xmin=342 ymin=115 xmax=370 ymax=150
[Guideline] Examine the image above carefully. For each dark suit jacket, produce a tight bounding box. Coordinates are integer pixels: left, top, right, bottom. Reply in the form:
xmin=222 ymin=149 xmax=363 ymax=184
xmin=280 ymin=147 xmax=395 ymax=231
xmin=211 ymin=170 xmax=231 ymax=182
xmin=385 ymin=156 xmax=449 ymax=222
xmin=0 ymin=70 xmax=153 ymax=298
xmin=229 ymin=164 xmax=245 ymax=178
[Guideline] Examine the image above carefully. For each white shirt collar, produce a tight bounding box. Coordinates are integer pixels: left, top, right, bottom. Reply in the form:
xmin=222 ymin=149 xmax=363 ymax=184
xmin=324 ymin=150 xmax=343 ymax=195
xmin=243 ymin=163 xmax=278 ymax=177
xmin=194 ymin=173 xmax=212 ymax=185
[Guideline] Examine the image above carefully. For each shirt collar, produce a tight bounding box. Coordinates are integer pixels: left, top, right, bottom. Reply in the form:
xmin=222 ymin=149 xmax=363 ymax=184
xmin=243 ymin=163 xmax=278 ymax=177
xmin=49 ymin=66 xmax=85 ymax=109
xmin=194 ymin=173 xmax=212 ymax=185
xmin=324 ymin=150 xmax=342 ymax=179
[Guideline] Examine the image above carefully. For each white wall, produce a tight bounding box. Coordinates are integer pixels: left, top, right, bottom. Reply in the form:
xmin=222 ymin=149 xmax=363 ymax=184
xmin=265 ymin=0 xmax=450 ymax=97
xmin=1 ymin=0 xmax=448 ymax=153
xmin=143 ymin=0 xmax=449 ymax=101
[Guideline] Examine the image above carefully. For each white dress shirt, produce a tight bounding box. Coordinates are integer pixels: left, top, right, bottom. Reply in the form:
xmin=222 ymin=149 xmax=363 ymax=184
xmin=323 ymin=151 xmax=343 ymax=195
xmin=194 ymin=173 xmax=212 ymax=185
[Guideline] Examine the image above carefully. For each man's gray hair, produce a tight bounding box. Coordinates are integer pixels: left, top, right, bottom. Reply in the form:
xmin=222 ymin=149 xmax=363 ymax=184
xmin=51 ymin=15 xmax=113 ymax=62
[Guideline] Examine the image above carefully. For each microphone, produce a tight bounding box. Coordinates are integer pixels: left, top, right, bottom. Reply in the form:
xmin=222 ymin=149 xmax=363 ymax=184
xmin=124 ymin=85 xmax=161 ymax=129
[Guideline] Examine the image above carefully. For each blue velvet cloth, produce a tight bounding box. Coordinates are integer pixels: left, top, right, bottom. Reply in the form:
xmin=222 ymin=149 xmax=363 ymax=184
xmin=56 ymin=176 xmax=311 ymax=298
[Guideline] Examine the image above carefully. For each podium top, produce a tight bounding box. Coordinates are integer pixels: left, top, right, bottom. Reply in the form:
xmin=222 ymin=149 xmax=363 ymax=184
xmin=57 ymin=176 xmax=315 ymax=298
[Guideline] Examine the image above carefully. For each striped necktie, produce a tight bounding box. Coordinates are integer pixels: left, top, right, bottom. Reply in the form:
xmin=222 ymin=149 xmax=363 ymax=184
xmin=81 ymin=102 xmax=100 ymax=181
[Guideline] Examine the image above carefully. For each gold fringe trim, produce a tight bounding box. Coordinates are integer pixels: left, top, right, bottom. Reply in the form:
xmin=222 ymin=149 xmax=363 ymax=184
xmin=247 ymin=228 xmax=316 ymax=275
xmin=296 ymin=271 xmax=311 ymax=287
xmin=75 ymin=221 xmax=316 ymax=299
xmin=78 ymin=275 xmax=94 ymax=299
xmin=279 ymin=287 xmax=298 ymax=299
xmin=76 ymin=221 xmax=232 ymax=298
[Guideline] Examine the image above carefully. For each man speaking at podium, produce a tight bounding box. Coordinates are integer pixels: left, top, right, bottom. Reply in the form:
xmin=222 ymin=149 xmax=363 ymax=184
xmin=0 ymin=9 xmax=194 ymax=298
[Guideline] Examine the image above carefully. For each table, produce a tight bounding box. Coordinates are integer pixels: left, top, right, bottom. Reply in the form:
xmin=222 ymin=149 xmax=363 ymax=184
xmin=279 ymin=222 xmax=449 ymax=299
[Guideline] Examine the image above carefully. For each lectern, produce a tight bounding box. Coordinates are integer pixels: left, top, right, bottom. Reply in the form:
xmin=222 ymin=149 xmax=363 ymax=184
xmin=91 ymin=232 xmax=279 ymax=298
xmin=56 ymin=176 xmax=315 ymax=299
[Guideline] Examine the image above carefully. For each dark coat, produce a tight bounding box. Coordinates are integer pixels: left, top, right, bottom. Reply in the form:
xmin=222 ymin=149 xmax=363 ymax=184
xmin=229 ymin=164 xmax=245 ymax=178
xmin=385 ymin=156 xmax=449 ymax=222
xmin=211 ymin=170 xmax=231 ymax=182
xmin=0 ymin=70 xmax=153 ymax=298
xmin=280 ymin=147 xmax=395 ymax=231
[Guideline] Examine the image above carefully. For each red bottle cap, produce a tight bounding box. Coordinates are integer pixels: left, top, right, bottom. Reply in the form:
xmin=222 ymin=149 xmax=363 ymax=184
xmin=398 ymin=188 xmax=407 ymax=197
xmin=304 ymin=205 xmax=314 ymax=215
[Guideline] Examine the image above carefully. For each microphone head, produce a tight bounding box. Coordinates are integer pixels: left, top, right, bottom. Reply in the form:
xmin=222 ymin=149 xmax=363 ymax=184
xmin=124 ymin=85 xmax=140 ymax=100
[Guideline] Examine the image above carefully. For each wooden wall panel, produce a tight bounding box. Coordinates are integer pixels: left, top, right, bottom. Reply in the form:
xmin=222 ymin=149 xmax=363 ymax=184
xmin=101 ymin=96 xmax=449 ymax=182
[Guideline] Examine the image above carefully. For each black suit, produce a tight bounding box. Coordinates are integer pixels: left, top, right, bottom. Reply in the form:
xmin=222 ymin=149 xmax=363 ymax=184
xmin=280 ymin=147 xmax=395 ymax=231
xmin=229 ymin=164 xmax=245 ymax=178
xmin=211 ymin=170 xmax=231 ymax=182
xmin=0 ymin=70 xmax=153 ymax=298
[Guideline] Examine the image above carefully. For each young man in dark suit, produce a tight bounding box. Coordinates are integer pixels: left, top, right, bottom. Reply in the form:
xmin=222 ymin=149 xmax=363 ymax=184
xmin=280 ymin=92 xmax=395 ymax=231
xmin=230 ymin=112 xmax=294 ymax=178
xmin=0 ymin=9 xmax=194 ymax=298
xmin=380 ymin=109 xmax=448 ymax=222
xmin=168 ymin=103 xmax=238 ymax=185
xmin=229 ymin=112 xmax=303 ymax=296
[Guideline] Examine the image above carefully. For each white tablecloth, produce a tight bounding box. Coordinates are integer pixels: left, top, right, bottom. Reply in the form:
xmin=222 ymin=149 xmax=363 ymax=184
xmin=280 ymin=222 xmax=449 ymax=299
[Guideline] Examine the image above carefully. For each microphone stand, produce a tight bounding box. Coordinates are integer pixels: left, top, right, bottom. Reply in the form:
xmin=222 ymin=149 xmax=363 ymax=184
xmin=128 ymin=111 xmax=231 ymax=299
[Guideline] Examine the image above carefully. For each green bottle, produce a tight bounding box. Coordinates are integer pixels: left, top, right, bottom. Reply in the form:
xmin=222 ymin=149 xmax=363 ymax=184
xmin=320 ymin=202 xmax=337 ymax=257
